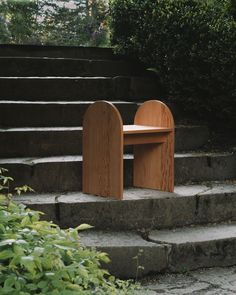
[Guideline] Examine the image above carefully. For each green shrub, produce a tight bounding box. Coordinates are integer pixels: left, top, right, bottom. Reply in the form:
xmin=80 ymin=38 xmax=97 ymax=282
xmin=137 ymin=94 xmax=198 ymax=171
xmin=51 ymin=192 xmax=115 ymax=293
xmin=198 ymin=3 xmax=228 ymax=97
xmin=0 ymin=168 xmax=138 ymax=294
xmin=109 ymin=0 xmax=236 ymax=123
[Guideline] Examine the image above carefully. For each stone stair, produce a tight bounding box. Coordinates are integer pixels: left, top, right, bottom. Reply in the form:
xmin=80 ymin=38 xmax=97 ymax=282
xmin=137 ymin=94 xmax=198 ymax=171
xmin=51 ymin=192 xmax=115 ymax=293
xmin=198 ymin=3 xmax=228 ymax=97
xmin=0 ymin=44 xmax=235 ymax=279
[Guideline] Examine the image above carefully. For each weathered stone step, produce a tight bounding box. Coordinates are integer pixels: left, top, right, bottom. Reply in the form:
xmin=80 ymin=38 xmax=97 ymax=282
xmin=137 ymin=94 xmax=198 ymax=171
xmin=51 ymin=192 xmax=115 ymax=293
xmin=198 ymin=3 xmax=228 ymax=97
xmin=77 ymin=222 xmax=236 ymax=278
xmin=0 ymin=125 xmax=209 ymax=157
xmin=1 ymin=152 xmax=235 ymax=193
xmin=0 ymin=77 xmax=159 ymax=101
xmin=14 ymin=183 xmax=236 ymax=231
xmin=0 ymin=44 xmax=117 ymax=60
xmin=0 ymin=57 xmax=147 ymax=77
xmin=0 ymin=100 xmax=137 ymax=127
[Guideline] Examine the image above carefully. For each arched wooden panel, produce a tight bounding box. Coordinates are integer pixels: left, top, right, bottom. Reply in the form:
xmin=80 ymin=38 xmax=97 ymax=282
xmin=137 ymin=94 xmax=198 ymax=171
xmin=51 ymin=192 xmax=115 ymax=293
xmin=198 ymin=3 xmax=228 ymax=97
xmin=134 ymin=100 xmax=174 ymax=128
xmin=83 ymin=101 xmax=123 ymax=199
xmin=133 ymin=100 xmax=174 ymax=192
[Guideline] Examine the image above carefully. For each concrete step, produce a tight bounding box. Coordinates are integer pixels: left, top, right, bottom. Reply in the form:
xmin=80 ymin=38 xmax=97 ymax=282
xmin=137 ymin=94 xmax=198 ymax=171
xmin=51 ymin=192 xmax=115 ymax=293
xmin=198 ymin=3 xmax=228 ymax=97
xmin=0 ymin=100 xmax=137 ymax=127
xmin=0 ymin=57 xmax=148 ymax=77
xmin=0 ymin=44 xmax=117 ymax=60
xmin=0 ymin=125 xmax=209 ymax=157
xmin=0 ymin=77 xmax=159 ymax=101
xmin=76 ymin=222 xmax=236 ymax=278
xmin=1 ymin=152 xmax=235 ymax=193
xmin=14 ymin=182 xmax=236 ymax=231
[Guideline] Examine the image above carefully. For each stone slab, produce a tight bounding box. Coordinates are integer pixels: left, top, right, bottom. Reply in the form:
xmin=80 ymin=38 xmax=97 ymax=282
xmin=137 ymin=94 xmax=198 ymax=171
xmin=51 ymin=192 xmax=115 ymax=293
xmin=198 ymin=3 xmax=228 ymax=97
xmin=175 ymin=125 xmax=209 ymax=152
xmin=191 ymin=267 xmax=236 ymax=293
xmin=58 ymin=188 xmax=197 ymax=230
xmin=0 ymin=57 xmax=146 ymax=77
xmin=0 ymin=125 xmax=209 ymax=157
xmin=1 ymin=152 xmax=235 ymax=193
xmin=0 ymin=100 xmax=137 ymax=127
xmin=79 ymin=230 xmax=170 ymax=279
xmin=142 ymin=273 xmax=210 ymax=295
xmin=175 ymin=151 xmax=236 ymax=183
xmin=149 ymin=223 xmax=236 ymax=272
xmin=0 ymin=76 xmax=159 ymax=100
xmin=12 ymin=183 xmax=236 ymax=231
xmin=142 ymin=266 xmax=236 ymax=295
xmin=0 ymin=44 xmax=116 ymax=59
xmin=197 ymin=184 xmax=236 ymax=224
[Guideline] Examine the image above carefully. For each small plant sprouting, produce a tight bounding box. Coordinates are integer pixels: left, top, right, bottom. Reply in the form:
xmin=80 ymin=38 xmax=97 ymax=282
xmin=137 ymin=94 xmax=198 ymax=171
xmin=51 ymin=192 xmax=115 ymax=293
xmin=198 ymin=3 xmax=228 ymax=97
xmin=0 ymin=168 xmax=34 ymax=207
xmin=133 ymin=248 xmax=145 ymax=281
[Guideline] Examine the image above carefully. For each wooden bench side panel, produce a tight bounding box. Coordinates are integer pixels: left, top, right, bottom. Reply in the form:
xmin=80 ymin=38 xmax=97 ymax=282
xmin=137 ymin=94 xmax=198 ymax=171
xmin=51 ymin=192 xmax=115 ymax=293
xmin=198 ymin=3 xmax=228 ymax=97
xmin=134 ymin=100 xmax=174 ymax=128
xmin=83 ymin=101 xmax=123 ymax=199
xmin=133 ymin=100 xmax=175 ymax=192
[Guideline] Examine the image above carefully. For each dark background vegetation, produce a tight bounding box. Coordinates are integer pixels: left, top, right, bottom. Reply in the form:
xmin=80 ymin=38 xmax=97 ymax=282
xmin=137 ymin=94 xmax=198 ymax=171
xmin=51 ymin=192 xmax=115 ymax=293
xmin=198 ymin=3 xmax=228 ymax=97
xmin=0 ymin=0 xmax=110 ymax=46
xmin=109 ymin=0 xmax=236 ymax=124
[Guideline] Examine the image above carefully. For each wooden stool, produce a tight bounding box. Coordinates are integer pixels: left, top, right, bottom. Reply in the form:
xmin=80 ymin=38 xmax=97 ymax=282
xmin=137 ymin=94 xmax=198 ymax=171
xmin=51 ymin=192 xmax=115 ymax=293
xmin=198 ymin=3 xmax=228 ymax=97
xmin=83 ymin=100 xmax=174 ymax=199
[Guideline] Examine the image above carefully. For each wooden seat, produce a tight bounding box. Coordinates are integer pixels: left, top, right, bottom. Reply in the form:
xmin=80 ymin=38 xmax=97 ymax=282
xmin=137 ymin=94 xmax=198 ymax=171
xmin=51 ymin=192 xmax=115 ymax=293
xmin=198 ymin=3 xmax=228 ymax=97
xmin=83 ymin=100 xmax=174 ymax=200
xmin=123 ymin=125 xmax=172 ymax=145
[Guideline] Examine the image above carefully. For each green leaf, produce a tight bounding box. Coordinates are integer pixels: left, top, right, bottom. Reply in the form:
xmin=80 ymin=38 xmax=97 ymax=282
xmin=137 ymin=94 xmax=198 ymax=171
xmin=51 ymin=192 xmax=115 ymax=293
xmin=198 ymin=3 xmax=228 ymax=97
xmin=0 ymin=239 xmax=16 ymax=247
xmin=4 ymin=276 xmax=16 ymax=288
xmin=20 ymin=256 xmax=36 ymax=274
xmin=76 ymin=224 xmax=94 ymax=231
xmin=0 ymin=250 xmax=14 ymax=260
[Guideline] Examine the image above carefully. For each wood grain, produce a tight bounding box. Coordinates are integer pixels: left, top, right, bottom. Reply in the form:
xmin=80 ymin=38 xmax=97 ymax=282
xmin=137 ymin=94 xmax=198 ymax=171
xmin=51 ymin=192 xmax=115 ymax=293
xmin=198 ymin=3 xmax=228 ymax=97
xmin=83 ymin=101 xmax=123 ymax=199
xmin=133 ymin=100 xmax=174 ymax=192
xmin=123 ymin=125 xmax=172 ymax=134
xmin=83 ymin=99 xmax=175 ymax=199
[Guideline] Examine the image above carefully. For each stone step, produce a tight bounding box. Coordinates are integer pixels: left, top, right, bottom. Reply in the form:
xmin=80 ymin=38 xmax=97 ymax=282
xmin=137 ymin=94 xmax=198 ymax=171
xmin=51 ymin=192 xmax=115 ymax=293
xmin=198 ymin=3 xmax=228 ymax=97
xmin=0 ymin=57 xmax=148 ymax=77
xmin=0 ymin=100 xmax=192 ymax=128
xmin=14 ymin=182 xmax=236 ymax=231
xmin=0 ymin=44 xmax=117 ymax=60
xmin=77 ymin=222 xmax=236 ymax=278
xmin=1 ymin=152 xmax=235 ymax=193
xmin=0 ymin=125 xmax=209 ymax=157
xmin=0 ymin=77 xmax=159 ymax=101
xmin=0 ymin=100 xmax=137 ymax=127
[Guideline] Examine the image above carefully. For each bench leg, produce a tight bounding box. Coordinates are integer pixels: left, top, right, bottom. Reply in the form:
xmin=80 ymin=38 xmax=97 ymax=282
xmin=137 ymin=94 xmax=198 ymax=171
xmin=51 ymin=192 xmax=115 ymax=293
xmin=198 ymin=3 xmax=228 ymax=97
xmin=83 ymin=101 xmax=123 ymax=199
xmin=133 ymin=134 xmax=174 ymax=192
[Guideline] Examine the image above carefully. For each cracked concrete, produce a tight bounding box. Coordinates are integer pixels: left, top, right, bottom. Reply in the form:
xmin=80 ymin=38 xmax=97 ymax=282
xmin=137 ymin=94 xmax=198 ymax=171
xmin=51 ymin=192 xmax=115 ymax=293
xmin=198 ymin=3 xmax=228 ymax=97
xmin=77 ymin=222 xmax=236 ymax=278
xmin=140 ymin=266 xmax=236 ymax=294
xmin=12 ymin=183 xmax=236 ymax=278
xmin=13 ymin=183 xmax=236 ymax=230
xmin=2 ymin=151 xmax=236 ymax=192
xmin=148 ymin=222 xmax=236 ymax=272
xmin=79 ymin=230 xmax=171 ymax=278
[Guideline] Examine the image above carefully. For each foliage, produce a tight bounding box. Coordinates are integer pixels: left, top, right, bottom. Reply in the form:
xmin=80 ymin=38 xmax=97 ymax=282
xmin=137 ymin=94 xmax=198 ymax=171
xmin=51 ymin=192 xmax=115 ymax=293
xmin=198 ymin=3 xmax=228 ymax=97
xmin=109 ymin=0 xmax=236 ymax=123
xmin=0 ymin=0 xmax=110 ymax=47
xmin=0 ymin=168 xmax=138 ymax=294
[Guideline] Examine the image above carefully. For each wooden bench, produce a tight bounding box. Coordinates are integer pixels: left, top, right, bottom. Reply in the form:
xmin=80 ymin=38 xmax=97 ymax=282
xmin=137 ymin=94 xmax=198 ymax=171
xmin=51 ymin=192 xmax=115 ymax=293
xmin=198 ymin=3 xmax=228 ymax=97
xmin=83 ymin=100 xmax=174 ymax=199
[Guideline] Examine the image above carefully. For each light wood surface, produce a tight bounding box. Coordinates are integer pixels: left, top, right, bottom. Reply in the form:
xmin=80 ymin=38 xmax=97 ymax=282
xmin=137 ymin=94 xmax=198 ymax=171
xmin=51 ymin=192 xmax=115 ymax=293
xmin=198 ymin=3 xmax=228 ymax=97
xmin=133 ymin=100 xmax=174 ymax=192
xmin=123 ymin=125 xmax=172 ymax=134
xmin=124 ymin=133 xmax=167 ymax=146
xmin=83 ymin=101 xmax=123 ymax=199
xmin=134 ymin=100 xmax=174 ymax=128
xmin=83 ymin=99 xmax=175 ymax=199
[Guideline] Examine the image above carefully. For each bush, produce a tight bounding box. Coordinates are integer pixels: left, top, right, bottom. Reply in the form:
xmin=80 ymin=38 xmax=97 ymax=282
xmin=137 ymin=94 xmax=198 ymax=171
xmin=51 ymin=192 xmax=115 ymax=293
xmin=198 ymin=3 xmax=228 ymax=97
xmin=0 ymin=168 xmax=138 ymax=294
xmin=109 ymin=0 xmax=236 ymax=123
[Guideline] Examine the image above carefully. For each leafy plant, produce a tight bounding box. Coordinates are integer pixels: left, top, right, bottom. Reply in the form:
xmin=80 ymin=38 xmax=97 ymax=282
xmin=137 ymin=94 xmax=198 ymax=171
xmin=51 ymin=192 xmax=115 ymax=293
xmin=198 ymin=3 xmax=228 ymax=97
xmin=0 ymin=168 xmax=138 ymax=294
xmin=109 ymin=0 xmax=236 ymax=124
